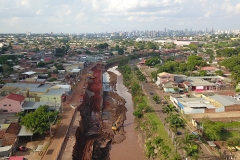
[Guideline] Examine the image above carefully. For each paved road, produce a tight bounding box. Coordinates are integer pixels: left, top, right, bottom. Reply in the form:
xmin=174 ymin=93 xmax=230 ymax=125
xmin=131 ymin=60 xmax=220 ymax=159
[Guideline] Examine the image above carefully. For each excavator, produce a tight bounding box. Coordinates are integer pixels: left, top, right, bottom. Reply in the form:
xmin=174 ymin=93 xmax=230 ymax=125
xmin=112 ymin=116 xmax=121 ymax=131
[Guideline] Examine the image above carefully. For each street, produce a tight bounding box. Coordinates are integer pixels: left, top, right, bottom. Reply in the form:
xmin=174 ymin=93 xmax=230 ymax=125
xmin=131 ymin=60 xmax=219 ymax=159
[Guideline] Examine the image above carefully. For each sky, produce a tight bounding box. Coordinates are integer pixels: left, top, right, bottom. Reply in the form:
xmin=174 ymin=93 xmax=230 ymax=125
xmin=1 ymin=0 xmax=240 ymax=33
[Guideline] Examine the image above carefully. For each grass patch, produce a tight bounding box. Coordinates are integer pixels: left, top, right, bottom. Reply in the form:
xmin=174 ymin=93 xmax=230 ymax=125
xmin=42 ymin=141 xmax=51 ymax=150
xmin=164 ymin=96 xmax=170 ymax=101
xmin=230 ymin=131 xmax=240 ymax=138
xmin=55 ymin=116 xmax=62 ymax=124
xmin=146 ymin=112 xmax=175 ymax=152
xmin=220 ymin=122 xmax=240 ymax=128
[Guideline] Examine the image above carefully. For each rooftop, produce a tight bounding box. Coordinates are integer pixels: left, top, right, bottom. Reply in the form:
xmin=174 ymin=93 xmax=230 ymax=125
xmin=46 ymin=89 xmax=65 ymax=95
xmin=4 ymin=83 xmax=40 ymax=89
xmin=22 ymin=102 xmax=47 ymax=110
xmin=29 ymin=88 xmax=48 ymax=93
xmin=188 ymin=78 xmax=215 ymax=86
xmin=5 ymin=93 xmax=25 ymax=102
xmin=157 ymin=72 xmax=174 ymax=77
xmin=210 ymin=95 xmax=240 ymax=106
xmin=6 ymin=123 xmax=20 ymax=135
xmin=0 ymin=113 xmax=20 ymax=124
xmin=22 ymin=71 xmax=36 ymax=75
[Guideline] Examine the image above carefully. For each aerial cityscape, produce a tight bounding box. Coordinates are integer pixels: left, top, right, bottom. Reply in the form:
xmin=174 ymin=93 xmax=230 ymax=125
xmin=1 ymin=0 xmax=240 ymax=160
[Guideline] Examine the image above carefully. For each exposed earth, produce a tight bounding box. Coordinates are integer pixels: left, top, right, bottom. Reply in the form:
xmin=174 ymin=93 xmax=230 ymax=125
xmin=72 ymin=64 xmax=129 ymax=160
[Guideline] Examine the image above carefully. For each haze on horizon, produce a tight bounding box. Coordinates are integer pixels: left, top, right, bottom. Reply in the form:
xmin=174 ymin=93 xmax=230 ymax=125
xmin=1 ymin=0 xmax=240 ymax=33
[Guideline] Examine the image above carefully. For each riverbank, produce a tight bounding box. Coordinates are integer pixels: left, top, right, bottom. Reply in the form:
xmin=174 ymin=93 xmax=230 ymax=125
xmin=72 ymin=64 xmax=145 ymax=160
xmin=109 ymin=66 xmax=145 ymax=160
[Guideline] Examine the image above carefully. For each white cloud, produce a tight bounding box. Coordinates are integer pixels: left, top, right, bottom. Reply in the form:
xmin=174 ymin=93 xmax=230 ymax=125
xmin=36 ymin=10 xmax=42 ymax=15
xmin=222 ymin=2 xmax=240 ymax=14
xmin=0 ymin=0 xmax=239 ymax=33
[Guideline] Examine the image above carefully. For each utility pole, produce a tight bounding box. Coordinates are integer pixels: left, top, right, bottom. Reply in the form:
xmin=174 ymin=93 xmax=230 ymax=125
xmin=48 ymin=115 xmax=52 ymax=137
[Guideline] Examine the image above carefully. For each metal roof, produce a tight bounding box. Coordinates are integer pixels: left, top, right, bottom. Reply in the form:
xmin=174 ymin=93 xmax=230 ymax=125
xmin=4 ymin=83 xmax=40 ymax=89
xmin=29 ymin=88 xmax=48 ymax=93
xmin=188 ymin=78 xmax=215 ymax=86
xmin=18 ymin=126 xmax=33 ymax=136
xmin=210 ymin=95 xmax=240 ymax=106
xmin=22 ymin=102 xmax=47 ymax=110
xmin=22 ymin=71 xmax=36 ymax=75
xmin=46 ymin=89 xmax=65 ymax=95
xmin=38 ymin=84 xmax=52 ymax=88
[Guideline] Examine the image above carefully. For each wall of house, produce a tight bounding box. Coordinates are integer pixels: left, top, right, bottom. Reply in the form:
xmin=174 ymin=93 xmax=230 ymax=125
xmin=40 ymin=95 xmax=62 ymax=103
xmin=184 ymin=107 xmax=205 ymax=114
xmin=205 ymin=108 xmax=215 ymax=113
xmin=215 ymin=106 xmax=225 ymax=112
xmin=159 ymin=75 xmax=174 ymax=84
xmin=177 ymin=101 xmax=185 ymax=110
xmin=29 ymin=91 xmax=47 ymax=97
xmin=163 ymin=88 xmax=175 ymax=93
xmin=0 ymin=99 xmax=21 ymax=113
xmin=174 ymin=76 xmax=185 ymax=83
xmin=225 ymin=104 xmax=240 ymax=112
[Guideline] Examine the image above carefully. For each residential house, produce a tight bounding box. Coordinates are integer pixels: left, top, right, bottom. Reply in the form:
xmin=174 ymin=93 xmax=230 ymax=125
xmin=0 ymin=94 xmax=25 ymax=113
xmin=186 ymin=77 xmax=216 ymax=92
xmin=171 ymin=94 xmax=240 ymax=115
xmin=40 ymin=89 xmax=65 ymax=103
xmin=0 ymin=123 xmax=20 ymax=157
xmin=162 ymin=81 xmax=178 ymax=93
xmin=200 ymin=66 xmax=219 ymax=74
xmin=156 ymin=72 xmax=174 ymax=86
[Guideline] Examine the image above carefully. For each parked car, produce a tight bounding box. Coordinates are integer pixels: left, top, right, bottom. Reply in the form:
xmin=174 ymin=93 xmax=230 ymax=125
xmin=17 ymin=146 xmax=27 ymax=152
xmin=176 ymin=131 xmax=182 ymax=135
xmin=150 ymin=92 xmax=154 ymax=95
xmin=156 ymin=101 xmax=160 ymax=104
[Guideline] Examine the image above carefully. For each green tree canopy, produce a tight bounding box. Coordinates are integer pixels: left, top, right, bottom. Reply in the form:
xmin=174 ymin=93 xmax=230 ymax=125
xmin=145 ymin=57 xmax=160 ymax=66
xmin=20 ymin=105 xmax=58 ymax=135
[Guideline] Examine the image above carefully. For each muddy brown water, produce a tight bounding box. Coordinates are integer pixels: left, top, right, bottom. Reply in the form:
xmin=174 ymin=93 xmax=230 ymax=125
xmin=108 ymin=67 xmax=145 ymax=160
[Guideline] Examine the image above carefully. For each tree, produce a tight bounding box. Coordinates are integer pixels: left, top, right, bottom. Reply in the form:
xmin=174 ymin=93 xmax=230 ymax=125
xmin=202 ymin=119 xmax=225 ymax=141
xmin=37 ymin=61 xmax=45 ymax=67
xmin=180 ymin=133 xmax=200 ymax=160
xmin=199 ymin=70 xmax=207 ymax=76
xmin=151 ymin=71 xmax=157 ymax=81
xmin=152 ymin=95 xmax=160 ymax=102
xmin=162 ymin=104 xmax=175 ymax=115
xmin=205 ymin=49 xmax=214 ymax=55
xmin=145 ymin=57 xmax=160 ymax=66
xmin=165 ymin=114 xmax=185 ymax=134
xmin=20 ymin=105 xmax=58 ymax=134
xmin=188 ymin=44 xmax=198 ymax=52
xmin=215 ymin=70 xmax=224 ymax=76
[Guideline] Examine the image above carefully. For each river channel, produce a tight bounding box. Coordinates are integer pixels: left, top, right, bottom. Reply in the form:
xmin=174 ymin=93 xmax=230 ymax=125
xmin=106 ymin=66 xmax=145 ymax=160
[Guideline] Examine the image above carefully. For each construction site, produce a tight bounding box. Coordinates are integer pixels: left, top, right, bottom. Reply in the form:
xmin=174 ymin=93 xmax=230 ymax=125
xmin=72 ymin=64 xmax=128 ymax=160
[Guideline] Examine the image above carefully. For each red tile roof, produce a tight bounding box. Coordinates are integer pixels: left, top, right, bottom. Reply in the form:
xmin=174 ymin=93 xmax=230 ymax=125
xmin=6 ymin=123 xmax=20 ymax=135
xmin=0 ymin=129 xmax=6 ymax=139
xmin=201 ymin=67 xmax=217 ymax=71
xmin=6 ymin=93 xmax=25 ymax=102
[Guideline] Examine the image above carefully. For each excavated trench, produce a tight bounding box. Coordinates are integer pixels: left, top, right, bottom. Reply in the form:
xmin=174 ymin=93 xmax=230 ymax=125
xmin=73 ymin=64 xmax=127 ymax=160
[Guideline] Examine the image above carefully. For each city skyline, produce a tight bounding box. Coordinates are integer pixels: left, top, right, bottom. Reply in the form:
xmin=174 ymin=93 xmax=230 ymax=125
xmin=1 ymin=0 xmax=240 ymax=33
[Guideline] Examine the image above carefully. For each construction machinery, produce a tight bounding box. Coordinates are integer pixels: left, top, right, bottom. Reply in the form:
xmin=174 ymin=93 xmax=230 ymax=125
xmin=112 ymin=116 xmax=121 ymax=131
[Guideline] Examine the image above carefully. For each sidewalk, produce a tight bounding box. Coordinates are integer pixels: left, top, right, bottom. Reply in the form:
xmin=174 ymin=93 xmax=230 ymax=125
xmin=42 ymin=73 xmax=87 ymax=160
